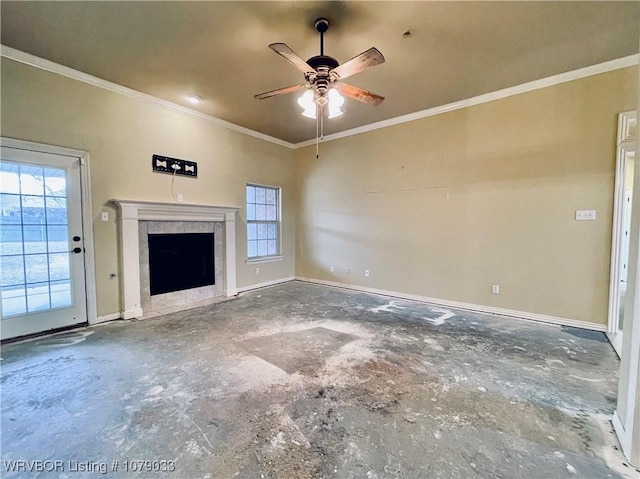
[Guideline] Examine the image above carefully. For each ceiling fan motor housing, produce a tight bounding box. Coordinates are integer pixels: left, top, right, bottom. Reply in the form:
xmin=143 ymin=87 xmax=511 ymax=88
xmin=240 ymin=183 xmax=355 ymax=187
xmin=307 ymin=55 xmax=339 ymax=71
xmin=314 ymin=18 xmax=329 ymax=34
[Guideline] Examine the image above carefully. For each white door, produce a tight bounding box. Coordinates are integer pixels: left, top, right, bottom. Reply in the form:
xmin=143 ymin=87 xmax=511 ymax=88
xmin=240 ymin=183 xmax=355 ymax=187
xmin=0 ymin=146 xmax=87 ymax=339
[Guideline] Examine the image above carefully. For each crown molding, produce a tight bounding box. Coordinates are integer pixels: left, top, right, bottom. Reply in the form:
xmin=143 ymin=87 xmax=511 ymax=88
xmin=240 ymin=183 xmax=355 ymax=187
xmin=0 ymin=45 xmax=296 ymax=150
xmin=294 ymin=54 xmax=640 ymax=149
xmin=2 ymin=45 xmax=637 ymax=151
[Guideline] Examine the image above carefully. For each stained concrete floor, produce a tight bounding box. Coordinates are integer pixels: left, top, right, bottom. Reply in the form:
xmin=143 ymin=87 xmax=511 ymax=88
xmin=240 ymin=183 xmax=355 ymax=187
xmin=1 ymin=281 xmax=638 ymax=478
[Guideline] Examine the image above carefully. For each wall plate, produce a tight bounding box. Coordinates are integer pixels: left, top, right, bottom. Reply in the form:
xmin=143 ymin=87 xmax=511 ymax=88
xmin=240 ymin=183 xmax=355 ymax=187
xmin=152 ymin=154 xmax=197 ymax=177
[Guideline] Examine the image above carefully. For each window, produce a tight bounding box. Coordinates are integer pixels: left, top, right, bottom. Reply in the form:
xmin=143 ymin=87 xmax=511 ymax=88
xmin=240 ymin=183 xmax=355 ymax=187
xmin=246 ymin=184 xmax=280 ymax=259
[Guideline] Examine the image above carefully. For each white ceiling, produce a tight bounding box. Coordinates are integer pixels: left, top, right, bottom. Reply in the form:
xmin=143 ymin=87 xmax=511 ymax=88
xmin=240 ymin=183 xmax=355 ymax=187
xmin=1 ymin=1 xmax=638 ymax=144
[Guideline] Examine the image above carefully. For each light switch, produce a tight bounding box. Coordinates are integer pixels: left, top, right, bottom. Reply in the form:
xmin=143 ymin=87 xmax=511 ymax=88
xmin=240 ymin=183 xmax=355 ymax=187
xmin=575 ymin=210 xmax=596 ymax=221
xmin=101 ymin=211 xmax=109 ymax=222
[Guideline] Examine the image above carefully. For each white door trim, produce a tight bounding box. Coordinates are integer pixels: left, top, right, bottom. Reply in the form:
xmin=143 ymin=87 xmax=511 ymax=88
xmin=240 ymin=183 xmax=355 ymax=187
xmin=0 ymin=137 xmax=97 ymax=326
xmin=608 ymin=111 xmax=637 ymax=349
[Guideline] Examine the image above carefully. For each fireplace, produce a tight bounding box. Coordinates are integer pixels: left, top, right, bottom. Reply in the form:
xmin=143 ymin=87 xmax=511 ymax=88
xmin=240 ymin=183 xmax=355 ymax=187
xmin=111 ymin=200 xmax=240 ymax=319
xmin=139 ymin=221 xmax=223 ymax=314
xmin=148 ymin=233 xmax=215 ymax=295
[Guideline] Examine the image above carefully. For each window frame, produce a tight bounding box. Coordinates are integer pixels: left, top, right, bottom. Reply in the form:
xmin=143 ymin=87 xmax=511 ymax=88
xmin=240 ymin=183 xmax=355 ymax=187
xmin=245 ymin=183 xmax=283 ymax=263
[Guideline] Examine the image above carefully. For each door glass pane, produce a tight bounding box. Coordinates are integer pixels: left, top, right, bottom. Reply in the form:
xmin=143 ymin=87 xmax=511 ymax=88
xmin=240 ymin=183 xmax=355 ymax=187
xmin=49 ymin=253 xmax=70 ymax=281
xmin=47 ymin=226 xmax=68 ymax=253
xmin=24 ymin=254 xmax=50 ymax=283
xmin=23 ymin=226 xmax=47 ymax=253
xmin=19 ymin=165 xmax=45 ymax=195
xmin=44 ymin=168 xmax=66 ymax=196
xmin=0 ymin=225 xmax=23 ymax=255
xmin=26 ymin=282 xmax=50 ymax=312
xmin=46 ymin=197 xmax=67 ymax=223
xmin=2 ymin=285 xmax=26 ymax=316
xmin=21 ymin=195 xmax=45 ymax=224
xmin=0 ymin=193 xmax=21 ymax=215
xmin=0 ymin=161 xmax=72 ymax=317
xmin=50 ymin=280 xmax=72 ymax=308
xmin=1 ymin=255 xmax=24 ymax=287
xmin=0 ymin=163 xmax=20 ymax=194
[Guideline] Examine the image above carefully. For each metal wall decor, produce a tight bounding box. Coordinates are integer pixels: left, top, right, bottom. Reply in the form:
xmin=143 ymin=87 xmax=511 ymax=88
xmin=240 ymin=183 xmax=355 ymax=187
xmin=152 ymin=154 xmax=198 ymax=177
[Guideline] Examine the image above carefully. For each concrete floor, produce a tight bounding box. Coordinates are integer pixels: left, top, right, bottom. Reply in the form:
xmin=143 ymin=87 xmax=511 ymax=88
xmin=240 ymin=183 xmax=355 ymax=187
xmin=1 ymin=281 xmax=638 ymax=478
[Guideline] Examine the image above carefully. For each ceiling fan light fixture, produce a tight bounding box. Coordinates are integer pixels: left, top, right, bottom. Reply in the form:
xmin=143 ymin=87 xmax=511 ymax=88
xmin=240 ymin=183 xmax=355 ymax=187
xmin=298 ymin=90 xmax=319 ymax=118
xmin=297 ymin=90 xmax=315 ymax=109
xmin=328 ymin=107 xmax=343 ymax=119
xmin=301 ymin=107 xmax=317 ymax=119
xmin=327 ymin=88 xmax=345 ymax=118
xmin=328 ymin=88 xmax=344 ymax=107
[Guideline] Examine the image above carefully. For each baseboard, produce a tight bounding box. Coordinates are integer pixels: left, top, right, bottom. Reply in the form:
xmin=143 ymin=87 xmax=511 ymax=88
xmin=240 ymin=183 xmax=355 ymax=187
xmin=121 ymin=308 xmax=144 ymax=320
xmin=93 ymin=312 xmax=121 ymax=324
xmin=237 ymin=276 xmax=296 ymax=294
xmin=295 ymin=277 xmax=607 ymax=332
xmin=606 ymin=332 xmax=623 ymax=358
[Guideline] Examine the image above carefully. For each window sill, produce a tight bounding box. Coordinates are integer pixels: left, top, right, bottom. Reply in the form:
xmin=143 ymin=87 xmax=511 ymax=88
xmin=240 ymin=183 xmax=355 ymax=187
xmin=246 ymin=255 xmax=284 ymax=265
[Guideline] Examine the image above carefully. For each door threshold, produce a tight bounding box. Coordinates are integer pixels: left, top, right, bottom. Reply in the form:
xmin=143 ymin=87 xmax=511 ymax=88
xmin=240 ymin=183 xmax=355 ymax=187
xmin=1 ymin=322 xmax=89 ymax=345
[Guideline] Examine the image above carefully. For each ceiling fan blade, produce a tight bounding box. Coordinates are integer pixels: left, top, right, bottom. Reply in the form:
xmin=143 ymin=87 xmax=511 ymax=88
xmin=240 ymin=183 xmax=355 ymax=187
xmin=269 ymin=43 xmax=315 ymax=74
xmin=336 ymin=83 xmax=385 ymax=106
xmin=254 ymin=84 xmax=307 ymax=100
xmin=332 ymin=47 xmax=385 ymax=80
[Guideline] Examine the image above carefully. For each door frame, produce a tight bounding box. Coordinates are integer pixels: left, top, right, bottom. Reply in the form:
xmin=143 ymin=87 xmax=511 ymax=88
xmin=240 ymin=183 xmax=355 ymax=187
xmin=608 ymin=111 xmax=637 ymax=355
xmin=0 ymin=137 xmax=97 ymax=326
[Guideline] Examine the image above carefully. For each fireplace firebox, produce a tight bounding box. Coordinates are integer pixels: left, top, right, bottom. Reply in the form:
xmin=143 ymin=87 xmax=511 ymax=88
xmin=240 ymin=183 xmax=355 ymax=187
xmin=148 ymin=233 xmax=214 ymax=295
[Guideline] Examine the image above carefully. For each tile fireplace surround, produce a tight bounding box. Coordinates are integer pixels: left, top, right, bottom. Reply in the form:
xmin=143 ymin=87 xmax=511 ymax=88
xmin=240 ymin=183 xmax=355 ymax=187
xmin=111 ymin=200 xmax=240 ymax=319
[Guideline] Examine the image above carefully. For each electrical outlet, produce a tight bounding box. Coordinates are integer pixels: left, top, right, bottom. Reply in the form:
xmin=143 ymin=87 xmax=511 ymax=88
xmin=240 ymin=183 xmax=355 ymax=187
xmin=364 ymin=269 xmax=370 ymax=277
xmin=330 ymin=265 xmax=334 ymax=272
xmin=347 ymin=268 xmax=351 ymax=276
xmin=492 ymin=284 xmax=500 ymax=294
xmin=101 ymin=211 xmax=109 ymax=222
xmin=255 ymin=267 xmax=260 ymax=275
xmin=177 ymin=194 xmax=184 ymax=202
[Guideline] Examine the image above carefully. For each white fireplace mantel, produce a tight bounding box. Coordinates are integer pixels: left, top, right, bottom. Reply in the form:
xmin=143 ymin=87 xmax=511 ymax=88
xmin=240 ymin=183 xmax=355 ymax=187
xmin=110 ymin=199 xmax=241 ymax=319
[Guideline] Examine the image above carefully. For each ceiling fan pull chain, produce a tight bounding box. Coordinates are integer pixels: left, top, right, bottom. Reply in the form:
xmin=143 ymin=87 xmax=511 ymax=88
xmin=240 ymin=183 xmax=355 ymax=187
xmin=316 ymin=105 xmax=320 ymax=159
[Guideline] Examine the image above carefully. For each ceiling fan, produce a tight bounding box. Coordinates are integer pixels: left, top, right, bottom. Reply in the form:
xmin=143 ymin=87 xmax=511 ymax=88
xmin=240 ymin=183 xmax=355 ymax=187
xmin=254 ymin=17 xmax=385 ymax=118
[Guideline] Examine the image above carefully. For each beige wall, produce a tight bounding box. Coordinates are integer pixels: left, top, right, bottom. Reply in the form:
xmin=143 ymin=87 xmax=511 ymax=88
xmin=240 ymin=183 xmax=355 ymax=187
xmin=2 ymin=56 xmax=636 ymax=326
xmin=1 ymin=58 xmax=295 ymax=318
xmin=295 ymin=67 xmax=637 ymax=325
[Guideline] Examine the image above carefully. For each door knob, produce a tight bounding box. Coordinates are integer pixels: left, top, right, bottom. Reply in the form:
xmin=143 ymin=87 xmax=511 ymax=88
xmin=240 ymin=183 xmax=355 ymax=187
xmin=72 ymin=247 xmax=82 ymax=254
xmin=73 ymin=236 xmax=81 ymax=242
